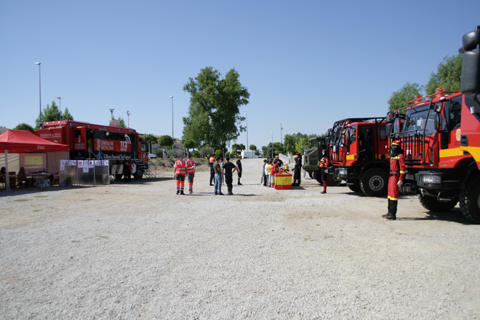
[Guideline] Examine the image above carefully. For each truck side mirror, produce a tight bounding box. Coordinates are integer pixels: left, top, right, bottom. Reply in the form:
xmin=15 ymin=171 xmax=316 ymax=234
xmin=386 ymin=123 xmax=393 ymax=137
xmin=460 ymin=27 xmax=480 ymax=95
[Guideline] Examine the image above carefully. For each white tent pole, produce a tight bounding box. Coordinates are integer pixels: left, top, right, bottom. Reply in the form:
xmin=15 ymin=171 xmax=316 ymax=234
xmin=5 ymin=150 xmax=10 ymax=191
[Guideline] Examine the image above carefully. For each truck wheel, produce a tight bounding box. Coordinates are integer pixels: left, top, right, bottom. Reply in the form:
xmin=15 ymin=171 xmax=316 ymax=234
xmin=419 ymin=193 xmax=458 ymax=212
xmin=360 ymin=168 xmax=388 ymax=197
xmin=459 ymin=174 xmax=480 ymax=223
xmin=134 ymin=169 xmax=143 ymax=179
xmin=314 ymin=172 xmax=323 ymax=185
xmin=326 ymin=174 xmax=342 ymax=186
xmin=348 ymin=181 xmax=361 ymax=192
xmin=115 ymin=174 xmax=123 ymax=181
xmin=308 ymin=172 xmax=314 ymax=179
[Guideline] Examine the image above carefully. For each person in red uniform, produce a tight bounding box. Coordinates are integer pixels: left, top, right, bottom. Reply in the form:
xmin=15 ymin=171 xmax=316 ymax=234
xmin=383 ymin=140 xmax=405 ymax=220
xmin=319 ymin=149 xmax=330 ymax=194
xmin=186 ymin=155 xmax=196 ymax=194
xmin=174 ymin=154 xmax=187 ymax=195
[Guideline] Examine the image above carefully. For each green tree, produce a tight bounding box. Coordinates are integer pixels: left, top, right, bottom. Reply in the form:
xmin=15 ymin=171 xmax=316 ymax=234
xmin=295 ymin=137 xmax=310 ymax=154
xmin=62 ymin=107 xmax=74 ymax=120
xmin=249 ymin=144 xmax=256 ymax=151
xmin=14 ymin=123 xmax=34 ymax=132
xmin=183 ymin=67 xmax=249 ymax=151
xmin=199 ymin=145 xmax=214 ymax=157
xmin=261 ymin=146 xmax=268 ymax=157
xmin=35 ymin=100 xmax=61 ymax=127
xmin=158 ymin=135 xmax=174 ymax=149
xmin=143 ymin=134 xmax=157 ymax=153
xmin=425 ymin=55 xmax=463 ymax=95
xmin=388 ymin=82 xmax=423 ymax=112
xmin=183 ymin=139 xmax=195 ymax=155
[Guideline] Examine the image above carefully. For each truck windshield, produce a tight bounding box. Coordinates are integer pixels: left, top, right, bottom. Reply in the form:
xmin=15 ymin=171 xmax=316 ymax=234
xmin=403 ymin=105 xmax=437 ymax=136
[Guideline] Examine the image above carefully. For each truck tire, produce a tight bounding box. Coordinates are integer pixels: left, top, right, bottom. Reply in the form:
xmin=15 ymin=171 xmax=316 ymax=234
xmin=360 ymin=168 xmax=388 ymax=197
xmin=419 ymin=193 xmax=458 ymax=212
xmin=314 ymin=172 xmax=323 ymax=185
xmin=348 ymin=180 xmax=361 ymax=192
xmin=308 ymin=171 xmax=314 ymax=179
xmin=326 ymin=174 xmax=342 ymax=186
xmin=134 ymin=169 xmax=143 ymax=179
xmin=459 ymin=174 xmax=480 ymax=223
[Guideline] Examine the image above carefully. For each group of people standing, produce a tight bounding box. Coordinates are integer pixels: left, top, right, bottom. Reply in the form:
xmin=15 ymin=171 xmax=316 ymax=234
xmin=171 ymin=140 xmax=405 ymax=221
xmin=262 ymin=156 xmax=285 ymax=187
xmin=208 ymin=154 xmax=242 ymax=195
xmin=173 ymin=154 xmax=196 ymax=195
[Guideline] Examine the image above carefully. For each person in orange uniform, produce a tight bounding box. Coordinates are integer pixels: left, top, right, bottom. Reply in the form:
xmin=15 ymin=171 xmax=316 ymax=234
xmin=186 ymin=155 xmax=196 ymax=194
xmin=174 ymin=154 xmax=187 ymax=195
xmin=383 ymin=140 xmax=405 ymax=220
xmin=319 ymin=150 xmax=330 ymax=194
xmin=209 ymin=153 xmax=215 ymax=186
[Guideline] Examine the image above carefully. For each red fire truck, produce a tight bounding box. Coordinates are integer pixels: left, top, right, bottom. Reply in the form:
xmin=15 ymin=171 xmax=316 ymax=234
xmin=326 ymin=117 xmax=390 ymax=196
xmin=35 ymin=120 xmax=149 ymax=179
xmin=384 ymin=26 xmax=480 ymax=222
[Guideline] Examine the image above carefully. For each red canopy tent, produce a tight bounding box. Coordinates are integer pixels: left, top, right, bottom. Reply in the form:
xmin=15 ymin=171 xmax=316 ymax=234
xmin=0 ymin=130 xmax=69 ymax=190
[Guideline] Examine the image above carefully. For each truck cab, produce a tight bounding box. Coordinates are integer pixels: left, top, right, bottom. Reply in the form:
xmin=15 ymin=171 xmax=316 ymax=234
xmin=329 ymin=117 xmax=390 ymax=196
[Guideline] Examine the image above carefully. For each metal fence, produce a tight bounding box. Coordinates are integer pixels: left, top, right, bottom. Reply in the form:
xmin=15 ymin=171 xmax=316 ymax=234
xmin=59 ymin=160 xmax=110 ymax=187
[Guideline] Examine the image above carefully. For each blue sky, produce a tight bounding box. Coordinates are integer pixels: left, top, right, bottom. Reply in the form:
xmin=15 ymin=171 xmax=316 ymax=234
xmin=1 ymin=0 xmax=479 ymax=150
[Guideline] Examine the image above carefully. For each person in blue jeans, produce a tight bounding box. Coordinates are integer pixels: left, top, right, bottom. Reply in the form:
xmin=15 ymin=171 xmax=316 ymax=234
xmin=213 ymin=157 xmax=224 ymax=195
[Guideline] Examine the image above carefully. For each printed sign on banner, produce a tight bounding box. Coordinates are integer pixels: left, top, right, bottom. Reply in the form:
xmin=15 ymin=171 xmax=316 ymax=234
xmin=103 ymin=160 xmax=109 ymax=166
xmin=88 ymin=160 xmax=94 ymax=168
xmin=69 ymin=160 xmax=77 ymax=166
xmin=60 ymin=164 xmax=65 ymax=171
xmin=83 ymin=166 xmax=89 ymax=173
xmin=78 ymin=160 xmax=84 ymax=167
xmin=94 ymin=160 xmax=101 ymax=166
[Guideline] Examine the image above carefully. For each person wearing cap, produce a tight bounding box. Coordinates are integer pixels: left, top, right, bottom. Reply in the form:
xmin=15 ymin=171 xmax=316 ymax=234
xmin=186 ymin=155 xmax=196 ymax=194
xmin=319 ymin=149 xmax=330 ymax=194
xmin=383 ymin=140 xmax=405 ymax=220
xmin=174 ymin=154 xmax=187 ymax=195
xmin=209 ymin=153 xmax=215 ymax=186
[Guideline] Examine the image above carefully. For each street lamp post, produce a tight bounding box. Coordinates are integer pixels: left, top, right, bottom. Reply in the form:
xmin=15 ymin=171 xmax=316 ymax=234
xmin=280 ymin=123 xmax=283 ymax=145
xmin=109 ymin=109 xmax=114 ymax=124
xmin=169 ymin=96 xmax=174 ymax=150
xmin=271 ymin=132 xmax=273 ymax=158
xmin=56 ymin=97 xmax=62 ymax=119
xmin=35 ymin=62 xmax=42 ymax=123
xmin=244 ymin=113 xmax=248 ymax=155
xmin=127 ymin=110 xmax=131 ymax=128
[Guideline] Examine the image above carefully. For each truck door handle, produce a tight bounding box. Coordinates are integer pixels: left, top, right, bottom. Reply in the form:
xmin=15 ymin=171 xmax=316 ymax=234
xmin=461 ymin=135 xmax=468 ymax=146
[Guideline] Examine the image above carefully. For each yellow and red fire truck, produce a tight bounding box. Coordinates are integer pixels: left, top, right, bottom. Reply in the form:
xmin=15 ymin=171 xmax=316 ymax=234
xmin=325 ymin=117 xmax=390 ymax=196
xmin=384 ymin=26 xmax=480 ymax=222
xmin=35 ymin=120 xmax=149 ymax=179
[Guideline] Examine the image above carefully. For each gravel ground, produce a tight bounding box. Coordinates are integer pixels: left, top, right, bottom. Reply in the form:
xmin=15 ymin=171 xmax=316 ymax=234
xmin=1 ymin=158 xmax=480 ymax=319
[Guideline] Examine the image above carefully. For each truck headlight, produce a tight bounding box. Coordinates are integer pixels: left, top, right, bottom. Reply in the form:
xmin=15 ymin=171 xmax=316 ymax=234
xmin=338 ymin=168 xmax=348 ymax=176
xmin=422 ymin=175 xmax=441 ymax=184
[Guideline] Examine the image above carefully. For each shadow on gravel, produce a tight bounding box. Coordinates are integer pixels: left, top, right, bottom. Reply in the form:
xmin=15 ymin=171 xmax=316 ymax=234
xmin=186 ymin=192 xmax=257 ymax=197
xmin=0 ymin=186 xmax=88 ymax=197
xmin=397 ymin=208 xmax=474 ymax=225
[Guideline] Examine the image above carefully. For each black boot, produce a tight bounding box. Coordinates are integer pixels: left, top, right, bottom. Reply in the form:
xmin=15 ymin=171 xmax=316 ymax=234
xmin=382 ymin=213 xmax=396 ymax=220
xmin=382 ymin=200 xmax=397 ymax=220
xmin=238 ymin=179 xmax=242 ymax=185
xmin=180 ymin=189 xmax=185 ymax=195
